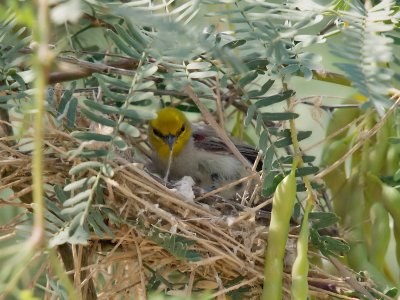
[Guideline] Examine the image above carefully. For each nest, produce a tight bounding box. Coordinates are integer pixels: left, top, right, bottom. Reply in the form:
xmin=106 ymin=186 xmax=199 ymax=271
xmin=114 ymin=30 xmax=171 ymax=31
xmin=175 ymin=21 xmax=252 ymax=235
xmin=0 ymin=126 xmax=364 ymax=300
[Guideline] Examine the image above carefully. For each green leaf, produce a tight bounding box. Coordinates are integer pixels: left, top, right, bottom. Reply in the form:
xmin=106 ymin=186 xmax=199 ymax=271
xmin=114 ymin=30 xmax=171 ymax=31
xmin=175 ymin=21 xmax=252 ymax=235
xmin=101 ymin=163 xmax=114 ymax=177
xmin=114 ymin=24 xmax=143 ymax=56
xmin=81 ymin=108 xmax=116 ymax=127
xmin=68 ymin=223 xmax=90 ymax=244
xmin=186 ymin=61 xmax=212 ymax=70
xmin=44 ymin=209 xmax=65 ymax=228
xmin=83 ymin=100 xmax=157 ymax=121
xmin=309 ymin=212 xmax=340 ymax=230
xmin=300 ymin=66 xmax=313 ymax=80
xmin=281 ymin=64 xmax=299 ymax=75
xmin=63 ymin=190 xmax=92 ymax=207
xmin=71 ymin=131 xmax=112 ymax=142
xmin=295 ymin=166 xmax=319 ymax=176
xmin=238 ymin=71 xmax=258 ymax=87
xmin=66 ymin=98 xmax=78 ymax=127
xmin=188 ymin=71 xmax=217 ymax=79
xmin=261 ymin=112 xmax=299 ymax=121
xmin=94 ymin=74 xmax=126 ymax=102
xmin=106 ymin=29 xmax=141 ymax=59
xmin=247 ymin=79 xmax=274 ymax=98
xmin=258 ymin=129 xmax=269 ymax=151
xmin=255 ymin=114 xmax=263 ymax=135
xmin=119 ymin=122 xmax=140 ymax=137
xmin=262 ymin=146 xmax=274 ymax=173
xmin=0 ymin=92 xmax=27 ymax=103
xmin=63 ymin=177 xmax=97 ymax=192
xmin=87 ymin=214 xmax=104 ymax=238
xmin=46 ymin=198 xmax=65 ymax=221
xmin=310 ymin=229 xmax=350 ymax=257
xmin=113 ymin=136 xmax=128 ymax=150
xmin=389 ymin=137 xmax=400 ymax=144
xmin=83 ymin=99 xmax=120 ymax=115
xmin=125 ymin=19 xmax=147 ymax=51
xmin=244 ymin=105 xmax=256 ymax=126
xmin=68 ymin=149 xmax=108 ymax=158
xmin=254 ymin=90 xmax=295 ymax=108
xmin=394 ymin=169 xmax=400 ymax=181
xmin=384 ymin=287 xmax=398 ymax=298
xmin=223 ymin=39 xmax=246 ymax=49
xmin=69 ymin=161 xmax=103 ymax=175
xmin=273 ymin=155 xmax=315 ymax=167
xmin=131 ymin=91 xmax=154 ymax=102
xmin=49 ymin=228 xmax=70 ymax=247
xmin=54 ymin=185 xmax=69 ymax=203
xmin=245 ymin=58 xmax=269 ymax=70
xmin=61 ymin=201 xmax=87 ymax=216
xmin=96 ymin=73 xmax=131 ymax=89
xmin=9 ymin=72 xmax=26 ymax=90
xmin=141 ymin=64 xmax=158 ymax=77
xmin=123 ymin=108 xmax=156 ymax=120
xmin=58 ymin=82 xmax=77 ymax=114
xmin=262 ymin=171 xmax=284 ymax=197
xmin=95 ymin=184 xmax=105 ymax=205
xmin=274 ymin=131 xmax=312 ymax=148
xmin=3 ymin=37 xmax=30 ymax=61
xmin=91 ymin=210 xmax=115 ymax=238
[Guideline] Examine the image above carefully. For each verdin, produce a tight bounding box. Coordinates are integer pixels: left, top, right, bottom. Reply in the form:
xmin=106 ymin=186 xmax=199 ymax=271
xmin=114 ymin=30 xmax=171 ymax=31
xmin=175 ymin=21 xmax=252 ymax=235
xmin=148 ymin=107 xmax=258 ymax=199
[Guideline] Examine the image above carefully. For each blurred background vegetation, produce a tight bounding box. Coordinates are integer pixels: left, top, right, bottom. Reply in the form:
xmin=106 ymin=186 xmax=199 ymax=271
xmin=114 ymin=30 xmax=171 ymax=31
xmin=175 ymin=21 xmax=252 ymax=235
xmin=0 ymin=0 xmax=399 ymax=299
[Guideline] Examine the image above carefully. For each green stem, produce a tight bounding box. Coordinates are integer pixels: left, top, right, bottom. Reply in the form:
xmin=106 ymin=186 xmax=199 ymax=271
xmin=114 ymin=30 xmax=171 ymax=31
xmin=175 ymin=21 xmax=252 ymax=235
xmin=31 ymin=0 xmax=52 ymax=248
xmin=286 ymin=84 xmax=316 ymax=206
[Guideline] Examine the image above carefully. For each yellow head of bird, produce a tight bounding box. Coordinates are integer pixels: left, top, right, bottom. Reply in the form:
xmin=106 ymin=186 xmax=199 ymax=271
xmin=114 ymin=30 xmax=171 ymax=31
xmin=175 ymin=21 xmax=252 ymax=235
xmin=148 ymin=107 xmax=191 ymax=159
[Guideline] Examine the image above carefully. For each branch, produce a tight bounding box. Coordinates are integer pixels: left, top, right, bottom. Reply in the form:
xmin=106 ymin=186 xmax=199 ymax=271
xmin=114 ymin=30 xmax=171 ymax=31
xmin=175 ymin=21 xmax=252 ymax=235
xmin=49 ymin=56 xmax=138 ymax=84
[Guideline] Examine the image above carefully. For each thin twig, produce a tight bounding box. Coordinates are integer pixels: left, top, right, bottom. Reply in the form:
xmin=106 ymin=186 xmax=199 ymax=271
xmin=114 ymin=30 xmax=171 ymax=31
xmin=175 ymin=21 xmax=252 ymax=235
xmin=215 ymin=75 xmax=225 ymax=127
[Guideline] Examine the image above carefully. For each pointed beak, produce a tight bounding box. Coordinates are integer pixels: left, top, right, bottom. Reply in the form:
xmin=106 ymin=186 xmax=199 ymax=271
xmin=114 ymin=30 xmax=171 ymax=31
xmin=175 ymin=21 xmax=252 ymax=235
xmin=164 ymin=135 xmax=177 ymax=151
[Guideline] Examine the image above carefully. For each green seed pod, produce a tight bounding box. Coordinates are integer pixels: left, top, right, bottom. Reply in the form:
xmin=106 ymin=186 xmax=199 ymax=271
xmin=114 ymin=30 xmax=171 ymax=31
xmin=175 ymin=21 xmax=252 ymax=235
xmin=343 ymin=178 xmax=391 ymax=288
xmin=320 ymin=138 xmax=349 ymax=167
xmin=262 ymin=167 xmax=297 ymax=300
xmin=368 ymin=202 xmax=390 ymax=270
xmin=366 ymin=174 xmax=400 ymax=267
xmin=322 ymin=168 xmax=347 ymax=197
xmin=330 ymin=174 xmax=356 ymax=221
xmin=368 ymin=117 xmax=389 ymax=175
xmin=382 ymin=183 xmax=400 ymax=264
xmin=291 ymin=202 xmax=312 ymax=300
xmin=383 ymin=114 xmax=400 ymax=175
xmin=325 ymin=104 xmax=360 ymax=140
xmin=384 ymin=144 xmax=400 ymax=175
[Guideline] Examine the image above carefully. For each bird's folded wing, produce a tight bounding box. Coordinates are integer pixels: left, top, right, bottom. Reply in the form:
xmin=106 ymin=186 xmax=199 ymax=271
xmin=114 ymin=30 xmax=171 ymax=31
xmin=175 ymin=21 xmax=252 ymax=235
xmin=192 ymin=123 xmax=259 ymax=164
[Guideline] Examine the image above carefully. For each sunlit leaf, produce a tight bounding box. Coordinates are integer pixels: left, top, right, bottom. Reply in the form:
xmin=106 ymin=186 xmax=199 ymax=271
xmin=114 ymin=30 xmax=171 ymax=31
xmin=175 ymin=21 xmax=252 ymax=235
xmin=63 ymin=177 xmax=97 ymax=192
xmin=69 ymin=161 xmax=103 ymax=175
xmin=188 ymin=71 xmax=217 ymax=79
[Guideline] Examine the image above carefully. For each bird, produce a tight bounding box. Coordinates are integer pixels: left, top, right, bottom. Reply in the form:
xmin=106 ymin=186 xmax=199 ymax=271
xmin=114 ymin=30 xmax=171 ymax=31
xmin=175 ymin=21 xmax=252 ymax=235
xmin=148 ymin=107 xmax=259 ymax=199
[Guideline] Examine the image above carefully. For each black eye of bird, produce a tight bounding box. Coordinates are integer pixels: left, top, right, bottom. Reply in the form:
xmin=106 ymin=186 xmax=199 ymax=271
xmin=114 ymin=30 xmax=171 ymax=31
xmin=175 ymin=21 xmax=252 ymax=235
xmin=178 ymin=125 xmax=185 ymax=136
xmin=153 ymin=128 xmax=164 ymax=138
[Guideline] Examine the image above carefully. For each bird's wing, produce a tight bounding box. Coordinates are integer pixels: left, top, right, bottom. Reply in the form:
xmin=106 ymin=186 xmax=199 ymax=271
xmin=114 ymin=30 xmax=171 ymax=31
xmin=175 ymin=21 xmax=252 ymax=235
xmin=191 ymin=123 xmax=259 ymax=164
